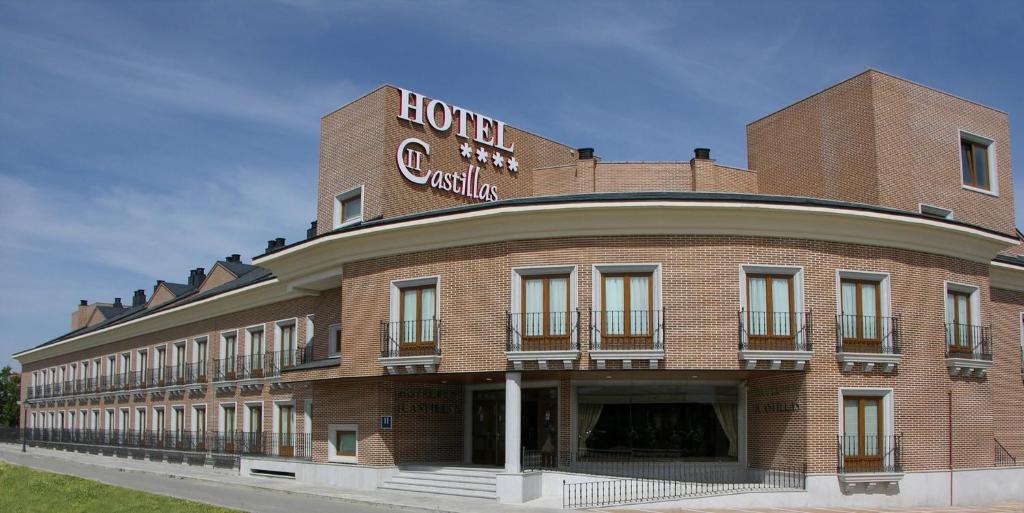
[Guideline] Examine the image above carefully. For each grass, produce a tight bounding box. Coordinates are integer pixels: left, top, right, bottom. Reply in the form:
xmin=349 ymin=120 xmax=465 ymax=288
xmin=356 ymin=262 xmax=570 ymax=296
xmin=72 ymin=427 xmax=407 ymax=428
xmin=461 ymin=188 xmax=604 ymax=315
xmin=0 ymin=461 xmax=241 ymax=513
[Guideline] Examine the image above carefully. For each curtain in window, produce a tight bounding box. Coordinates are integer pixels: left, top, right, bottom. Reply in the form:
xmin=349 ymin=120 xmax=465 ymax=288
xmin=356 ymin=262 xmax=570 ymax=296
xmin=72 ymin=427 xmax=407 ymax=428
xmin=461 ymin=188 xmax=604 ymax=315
xmin=843 ymin=399 xmax=859 ymax=456
xmin=712 ymin=402 xmax=738 ymax=457
xmin=863 ymin=400 xmax=879 ymax=456
xmin=861 ymin=283 xmax=877 ymax=339
xmin=748 ymin=277 xmax=767 ymax=335
xmin=576 ymin=403 xmax=604 ymax=455
xmin=549 ymin=278 xmax=567 ymax=336
xmin=771 ymin=278 xmax=791 ymax=336
xmin=841 ymin=282 xmax=857 ymax=337
xmin=402 ymin=290 xmax=417 ymax=342
xmin=604 ymin=277 xmax=625 ymax=335
xmin=421 ymin=288 xmax=436 ymax=342
xmin=630 ymin=276 xmax=650 ymax=335
xmin=525 ymin=279 xmax=544 ymax=336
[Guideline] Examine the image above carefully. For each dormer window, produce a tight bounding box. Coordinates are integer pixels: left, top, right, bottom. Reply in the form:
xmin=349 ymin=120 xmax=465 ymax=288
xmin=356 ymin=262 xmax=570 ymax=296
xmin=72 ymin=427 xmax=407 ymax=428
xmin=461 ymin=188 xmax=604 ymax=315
xmin=960 ymin=132 xmax=995 ymax=193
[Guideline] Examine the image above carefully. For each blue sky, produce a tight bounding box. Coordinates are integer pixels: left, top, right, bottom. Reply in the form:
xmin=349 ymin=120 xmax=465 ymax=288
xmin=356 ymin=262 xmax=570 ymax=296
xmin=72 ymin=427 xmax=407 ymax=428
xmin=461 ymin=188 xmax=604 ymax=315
xmin=2 ymin=0 xmax=1023 ymax=370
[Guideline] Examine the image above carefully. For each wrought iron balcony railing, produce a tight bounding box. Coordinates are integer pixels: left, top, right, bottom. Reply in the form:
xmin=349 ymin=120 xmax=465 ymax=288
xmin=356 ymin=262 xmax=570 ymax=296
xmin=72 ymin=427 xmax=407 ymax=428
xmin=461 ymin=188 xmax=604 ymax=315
xmin=739 ymin=310 xmax=812 ymax=351
xmin=835 ymin=315 xmax=901 ymax=354
xmin=380 ymin=319 xmax=442 ymax=358
xmin=943 ymin=323 xmax=993 ymax=360
xmin=836 ymin=434 xmax=902 ymax=474
xmin=506 ymin=310 xmax=580 ymax=352
xmin=589 ymin=309 xmax=665 ymax=351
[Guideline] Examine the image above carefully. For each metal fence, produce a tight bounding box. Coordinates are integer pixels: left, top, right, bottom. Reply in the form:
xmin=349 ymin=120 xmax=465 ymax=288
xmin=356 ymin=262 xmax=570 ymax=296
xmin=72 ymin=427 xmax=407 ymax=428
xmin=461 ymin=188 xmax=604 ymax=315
xmin=943 ymin=323 xmax=993 ymax=360
xmin=506 ymin=310 xmax=580 ymax=352
xmin=835 ymin=314 xmax=901 ymax=354
xmin=995 ymin=439 xmax=1017 ymax=466
xmin=738 ymin=310 xmax=812 ymax=351
xmin=380 ymin=319 xmax=442 ymax=358
xmin=836 ymin=434 xmax=902 ymax=474
xmin=8 ymin=428 xmax=311 ymax=465
xmin=524 ymin=449 xmax=805 ymax=508
xmin=589 ymin=309 xmax=665 ymax=351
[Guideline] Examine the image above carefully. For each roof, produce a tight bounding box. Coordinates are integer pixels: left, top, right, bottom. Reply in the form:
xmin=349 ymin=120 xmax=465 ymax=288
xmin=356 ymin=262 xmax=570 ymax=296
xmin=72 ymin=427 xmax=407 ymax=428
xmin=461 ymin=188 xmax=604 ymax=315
xmin=218 ymin=260 xmax=259 ymax=277
xmin=21 ymin=265 xmax=273 ymax=355
xmin=163 ymin=282 xmax=196 ymax=296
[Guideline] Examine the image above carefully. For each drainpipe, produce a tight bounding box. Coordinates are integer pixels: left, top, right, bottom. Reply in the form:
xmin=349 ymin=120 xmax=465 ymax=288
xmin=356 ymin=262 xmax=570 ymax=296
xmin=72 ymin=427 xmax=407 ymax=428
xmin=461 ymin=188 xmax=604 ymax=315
xmin=948 ymin=389 xmax=953 ymax=506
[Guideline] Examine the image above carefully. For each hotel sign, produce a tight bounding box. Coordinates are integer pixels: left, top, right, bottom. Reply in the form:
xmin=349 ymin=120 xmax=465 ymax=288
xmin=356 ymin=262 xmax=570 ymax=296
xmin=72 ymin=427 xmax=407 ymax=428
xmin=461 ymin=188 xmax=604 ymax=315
xmin=396 ymin=88 xmax=518 ymax=202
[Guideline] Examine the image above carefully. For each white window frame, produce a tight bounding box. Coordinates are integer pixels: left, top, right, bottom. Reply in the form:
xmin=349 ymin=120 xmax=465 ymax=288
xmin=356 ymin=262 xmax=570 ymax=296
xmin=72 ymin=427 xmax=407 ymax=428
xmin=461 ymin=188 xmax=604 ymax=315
xmin=192 ymin=404 xmax=207 ymax=433
xmin=333 ymin=185 xmax=364 ymax=229
xmin=510 ymin=265 xmax=579 ymax=351
xmin=245 ymin=325 xmax=265 ymax=356
xmin=90 ymin=409 xmax=99 ymax=431
xmin=152 ymin=406 xmax=165 ymax=432
xmin=958 ymin=130 xmax=998 ymax=196
xmin=118 ymin=407 xmax=130 ymax=432
xmin=274 ymin=318 xmax=298 ymax=365
xmin=273 ymin=400 xmax=296 ymax=444
xmin=305 ymin=313 xmax=315 ymax=349
xmin=944 ymin=281 xmax=982 ymax=335
xmin=835 ymin=270 xmax=893 ymax=349
xmin=219 ymin=329 xmax=239 ymax=360
xmin=837 ymin=387 xmax=896 ymax=471
xmin=328 ymin=323 xmax=342 ymax=358
xmin=327 ymin=423 xmax=359 ymax=463
xmin=389 ymin=275 xmax=442 ymax=323
xmin=135 ymin=407 xmax=147 ymax=434
xmin=243 ymin=401 xmax=264 ymax=433
xmin=219 ymin=402 xmax=237 ymax=434
xmin=738 ymin=264 xmax=806 ymax=348
xmin=590 ymin=263 xmax=663 ymax=350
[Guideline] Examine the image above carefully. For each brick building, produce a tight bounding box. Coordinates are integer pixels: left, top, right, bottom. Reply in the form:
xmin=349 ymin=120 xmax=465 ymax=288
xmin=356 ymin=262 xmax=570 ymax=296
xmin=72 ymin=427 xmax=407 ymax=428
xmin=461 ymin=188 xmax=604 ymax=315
xmin=12 ymin=70 xmax=1024 ymax=508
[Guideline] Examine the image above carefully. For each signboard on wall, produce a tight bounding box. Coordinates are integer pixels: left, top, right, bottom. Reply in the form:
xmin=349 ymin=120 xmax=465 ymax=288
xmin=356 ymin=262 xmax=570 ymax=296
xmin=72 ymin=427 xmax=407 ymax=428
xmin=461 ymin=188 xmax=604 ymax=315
xmin=380 ymin=415 xmax=393 ymax=430
xmin=396 ymin=88 xmax=519 ymax=203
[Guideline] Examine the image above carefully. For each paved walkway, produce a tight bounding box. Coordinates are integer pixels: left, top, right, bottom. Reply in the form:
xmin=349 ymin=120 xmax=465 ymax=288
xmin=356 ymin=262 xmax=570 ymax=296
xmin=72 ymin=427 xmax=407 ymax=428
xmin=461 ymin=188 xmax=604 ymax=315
xmin=1 ymin=443 xmax=1021 ymax=513
xmin=0 ymin=443 xmax=562 ymax=513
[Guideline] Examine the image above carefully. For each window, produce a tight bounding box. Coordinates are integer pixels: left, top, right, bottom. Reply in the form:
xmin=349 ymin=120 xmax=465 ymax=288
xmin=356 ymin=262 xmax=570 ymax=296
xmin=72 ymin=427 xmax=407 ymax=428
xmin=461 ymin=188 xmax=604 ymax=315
xmin=842 ymin=395 xmax=884 ymax=472
xmin=247 ymin=327 xmax=265 ymax=374
xmin=334 ymin=186 xmax=363 ymax=228
xmin=154 ymin=408 xmax=165 ymax=438
xmin=172 ymin=407 xmax=185 ymax=442
xmin=277 ymin=404 xmax=295 ymax=456
xmin=400 ymin=284 xmax=436 ymax=346
xmin=155 ymin=347 xmax=167 ymax=384
xmin=194 ymin=338 xmax=208 ymax=378
xmin=222 ymin=405 xmax=236 ymax=434
xmin=136 ymin=350 xmax=147 ymax=384
xmin=121 ymin=353 xmax=130 ymax=383
xmin=174 ymin=343 xmax=186 ymax=383
xmin=136 ymin=408 xmax=146 ymax=434
xmin=328 ymin=424 xmax=358 ymax=463
xmin=328 ymin=324 xmax=342 ymax=358
xmin=840 ymin=278 xmax=881 ymax=343
xmin=277 ymin=321 xmax=296 ymax=367
xmin=960 ymin=133 xmax=994 ymax=191
xmin=222 ymin=331 xmax=238 ymax=379
xmin=946 ymin=287 xmax=975 ymax=350
xmin=193 ymin=406 xmax=207 ymax=438
xmin=247 ymin=404 xmax=263 ymax=434
xmin=520 ymin=274 xmax=569 ymax=350
xmin=601 ymin=272 xmax=652 ymax=341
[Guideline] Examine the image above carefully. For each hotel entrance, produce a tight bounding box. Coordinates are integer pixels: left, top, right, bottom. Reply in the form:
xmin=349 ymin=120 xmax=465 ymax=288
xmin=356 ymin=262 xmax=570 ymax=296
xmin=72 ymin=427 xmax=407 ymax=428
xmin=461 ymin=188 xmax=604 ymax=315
xmin=470 ymin=386 xmax=558 ymax=467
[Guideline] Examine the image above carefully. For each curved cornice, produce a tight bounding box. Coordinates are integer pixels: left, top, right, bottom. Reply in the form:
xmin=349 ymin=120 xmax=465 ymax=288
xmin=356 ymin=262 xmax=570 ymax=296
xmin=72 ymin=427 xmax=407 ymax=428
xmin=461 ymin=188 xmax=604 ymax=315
xmin=258 ymin=199 xmax=1017 ymax=287
xmin=990 ymin=261 xmax=1024 ymax=293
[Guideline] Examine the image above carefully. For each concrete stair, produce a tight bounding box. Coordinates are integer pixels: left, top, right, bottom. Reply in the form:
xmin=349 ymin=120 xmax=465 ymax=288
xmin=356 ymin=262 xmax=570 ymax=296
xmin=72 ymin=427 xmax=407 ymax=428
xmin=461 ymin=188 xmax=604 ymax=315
xmin=379 ymin=466 xmax=500 ymax=500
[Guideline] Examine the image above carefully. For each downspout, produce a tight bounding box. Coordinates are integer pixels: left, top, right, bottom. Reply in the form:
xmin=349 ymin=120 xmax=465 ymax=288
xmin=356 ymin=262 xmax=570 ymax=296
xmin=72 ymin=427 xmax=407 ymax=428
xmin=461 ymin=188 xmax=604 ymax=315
xmin=948 ymin=389 xmax=953 ymax=506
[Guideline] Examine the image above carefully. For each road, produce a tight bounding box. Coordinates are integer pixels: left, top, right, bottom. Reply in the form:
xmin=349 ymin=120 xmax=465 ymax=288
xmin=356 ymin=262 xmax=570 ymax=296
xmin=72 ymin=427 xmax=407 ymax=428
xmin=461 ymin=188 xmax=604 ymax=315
xmin=0 ymin=448 xmax=407 ymax=513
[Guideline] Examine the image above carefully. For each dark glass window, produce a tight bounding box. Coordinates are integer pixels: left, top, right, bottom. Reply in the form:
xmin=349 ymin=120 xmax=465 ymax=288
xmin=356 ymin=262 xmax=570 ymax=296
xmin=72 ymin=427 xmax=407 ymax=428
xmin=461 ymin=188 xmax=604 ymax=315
xmin=961 ymin=138 xmax=991 ymax=190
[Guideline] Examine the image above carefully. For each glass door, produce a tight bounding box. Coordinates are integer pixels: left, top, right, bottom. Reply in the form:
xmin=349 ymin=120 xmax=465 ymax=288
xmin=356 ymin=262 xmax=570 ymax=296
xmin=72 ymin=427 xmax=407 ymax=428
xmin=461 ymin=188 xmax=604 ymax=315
xmin=400 ymin=285 xmax=436 ymax=353
xmin=521 ymin=275 xmax=570 ymax=350
xmin=601 ymin=273 xmax=653 ymax=349
xmin=842 ymin=396 xmax=883 ymax=472
xmin=840 ymin=279 xmax=881 ymax=351
xmin=746 ymin=275 xmax=794 ymax=349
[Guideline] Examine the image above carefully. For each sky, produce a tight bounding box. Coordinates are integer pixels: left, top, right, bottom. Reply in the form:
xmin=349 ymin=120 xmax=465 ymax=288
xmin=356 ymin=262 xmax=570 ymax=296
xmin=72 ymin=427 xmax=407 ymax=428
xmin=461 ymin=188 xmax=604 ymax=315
xmin=1 ymin=0 xmax=1023 ymax=370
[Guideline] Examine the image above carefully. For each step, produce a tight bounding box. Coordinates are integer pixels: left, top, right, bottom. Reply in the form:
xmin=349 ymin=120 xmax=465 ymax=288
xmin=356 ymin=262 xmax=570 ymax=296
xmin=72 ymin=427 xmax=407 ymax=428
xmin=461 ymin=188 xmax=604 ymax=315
xmin=387 ymin=476 xmax=496 ymax=492
xmin=391 ymin=471 xmax=496 ymax=485
xmin=378 ymin=482 xmax=498 ymax=499
xmin=399 ymin=465 xmax=503 ymax=475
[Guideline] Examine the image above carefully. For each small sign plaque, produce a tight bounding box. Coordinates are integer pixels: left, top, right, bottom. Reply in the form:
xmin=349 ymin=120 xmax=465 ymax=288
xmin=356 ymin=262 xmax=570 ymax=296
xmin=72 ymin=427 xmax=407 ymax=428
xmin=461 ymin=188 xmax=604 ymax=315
xmin=380 ymin=415 xmax=393 ymax=430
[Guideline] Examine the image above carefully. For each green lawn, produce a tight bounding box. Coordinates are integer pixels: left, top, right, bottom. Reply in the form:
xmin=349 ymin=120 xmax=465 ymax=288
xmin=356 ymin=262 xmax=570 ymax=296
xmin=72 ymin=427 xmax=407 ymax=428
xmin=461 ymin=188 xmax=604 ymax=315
xmin=0 ymin=461 xmax=240 ymax=513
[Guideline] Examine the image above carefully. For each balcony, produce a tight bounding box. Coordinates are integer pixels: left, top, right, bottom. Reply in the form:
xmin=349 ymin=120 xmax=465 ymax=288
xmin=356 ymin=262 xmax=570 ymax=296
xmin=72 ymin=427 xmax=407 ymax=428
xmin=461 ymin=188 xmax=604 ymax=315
xmin=505 ymin=311 xmax=580 ymax=370
xmin=943 ymin=323 xmax=993 ymax=377
xmin=836 ymin=434 xmax=903 ymax=490
xmin=835 ymin=315 xmax=902 ymax=373
xmin=588 ymin=309 xmax=665 ymax=369
xmin=379 ymin=319 xmax=442 ymax=374
xmin=738 ymin=310 xmax=813 ymax=370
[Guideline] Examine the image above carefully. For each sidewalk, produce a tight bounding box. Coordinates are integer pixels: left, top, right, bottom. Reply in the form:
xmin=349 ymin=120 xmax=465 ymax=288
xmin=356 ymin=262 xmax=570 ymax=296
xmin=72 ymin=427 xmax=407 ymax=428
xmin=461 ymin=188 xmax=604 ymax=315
xmin=0 ymin=443 xmax=564 ymax=513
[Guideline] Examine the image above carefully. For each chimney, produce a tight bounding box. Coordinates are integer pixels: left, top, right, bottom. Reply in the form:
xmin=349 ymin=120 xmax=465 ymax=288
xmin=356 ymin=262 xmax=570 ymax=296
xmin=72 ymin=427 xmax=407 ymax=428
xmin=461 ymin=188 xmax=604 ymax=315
xmin=194 ymin=267 xmax=206 ymax=285
xmin=226 ymin=254 xmax=241 ymax=263
xmin=577 ymin=147 xmax=595 ymax=160
xmin=693 ymin=147 xmax=711 ymax=160
xmin=132 ymin=289 xmax=147 ymax=307
xmin=306 ymin=221 xmax=317 ymax=239
xmin=72 ymin=300 xmax=90 ymax=330
xmin=266 ymin=239 xmax=276 ymax=253
xmin=275 ymin=237 xmax=286 ymax=248
xmin=113 ymin=297 xmax=123 ymax=309
xmin=188 ymin=269 xmax=197 ymax=286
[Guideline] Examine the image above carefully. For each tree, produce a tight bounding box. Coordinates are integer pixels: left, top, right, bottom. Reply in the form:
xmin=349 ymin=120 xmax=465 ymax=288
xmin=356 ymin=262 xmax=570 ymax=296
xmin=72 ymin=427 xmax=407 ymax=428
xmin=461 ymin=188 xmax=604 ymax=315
xmin=0 ymin=366 xmax=20 ymax=427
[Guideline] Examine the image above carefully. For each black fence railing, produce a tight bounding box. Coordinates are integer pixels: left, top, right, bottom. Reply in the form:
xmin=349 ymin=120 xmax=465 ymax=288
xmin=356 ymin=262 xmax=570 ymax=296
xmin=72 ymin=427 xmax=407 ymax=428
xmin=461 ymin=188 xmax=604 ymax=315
xmin=380 ymin=319 xmax=442 ymax=358
xmin=835 ymin=315 xmax=901 ymax=354
xmin=589 ymin=309 xmax=665 ymax=351
xmin=995 ymin=439 xmax=1017 ymax=466
xmin=506 ymin=310 xmax=580 ymax=352
xmin=16 ymin=428 xmax=312 ymax=464
xmin=212 ymin=350 xmax=306 ymax=381
xmin=943 ymin=323 xmax=993 ymax=360
xmin=739 ymin=310 xmax=812 ymax=351
xmin=836 ymin=434 xmax=902 ymax=474
xmin=540 ymin=450 xmax=805 ymax=508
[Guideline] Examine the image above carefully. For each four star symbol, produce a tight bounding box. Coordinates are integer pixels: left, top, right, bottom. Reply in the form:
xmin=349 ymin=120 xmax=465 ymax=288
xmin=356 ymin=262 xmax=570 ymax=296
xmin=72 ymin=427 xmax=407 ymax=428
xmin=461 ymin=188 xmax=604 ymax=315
xmin=459 ymin=142 xmax=473 ymax=159
xmin=475 ymin=147 xmax=489 ymax=163
xmin=507 ymin=156 xmax=519 ymax=173
xmin=492 ymin=152 xmax=505 ymax=168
